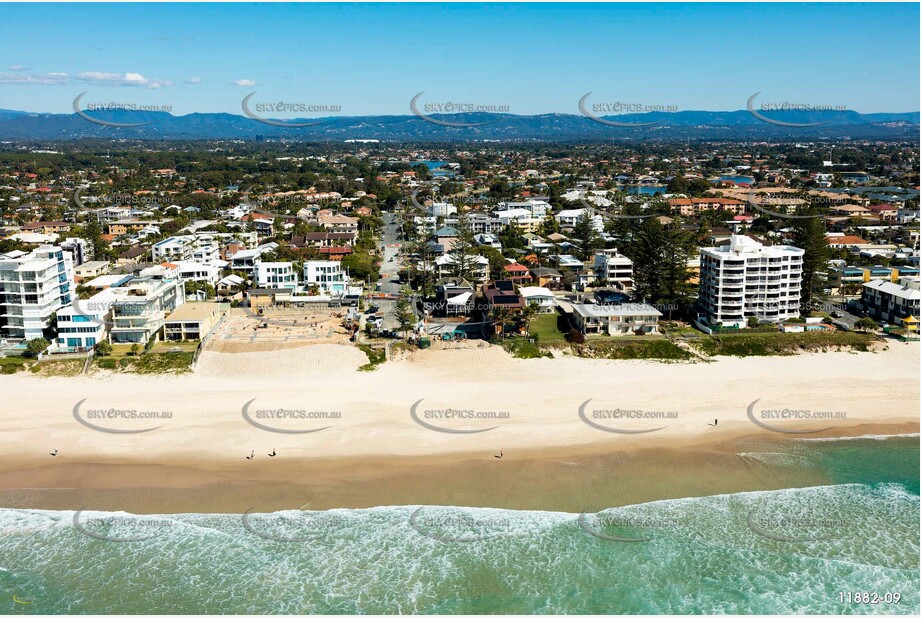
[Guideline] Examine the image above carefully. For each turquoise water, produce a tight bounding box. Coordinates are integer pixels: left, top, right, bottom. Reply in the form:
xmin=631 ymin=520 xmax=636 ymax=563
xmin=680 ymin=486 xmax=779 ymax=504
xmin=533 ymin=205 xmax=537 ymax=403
xmin=620 ymin=185 xmax=666 ymax=196
xmin=715 ymin=175 xmax=755 ymax=185
xmin=1 ymin=436 xmax=917 ymax=614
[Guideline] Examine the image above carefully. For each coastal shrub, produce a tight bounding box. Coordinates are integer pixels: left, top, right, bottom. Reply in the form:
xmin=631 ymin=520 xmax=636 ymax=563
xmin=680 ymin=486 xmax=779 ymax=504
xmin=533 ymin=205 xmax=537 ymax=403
xmin=571 ymin=338 xmax=693 ymax=361
xmin=24 ymin=337 xmax=50 ymax=358
xmin=1 ymin=364 xmax=19 ymax=374
xmin=357 ymin=344 xmax=386 ymax=371
xmin=565 ymin=328 xmax=585 ymax=344
xmin=501 ymin=337 xmax=550 ymax=359
xmin=692 ymin=331 xmax=875 ymax=357
xmin=97 ymin=358 xmax=117 ymax=370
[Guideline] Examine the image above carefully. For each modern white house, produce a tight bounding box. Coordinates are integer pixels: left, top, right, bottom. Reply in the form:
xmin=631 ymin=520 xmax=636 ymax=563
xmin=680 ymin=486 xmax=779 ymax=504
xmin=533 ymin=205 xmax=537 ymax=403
xmin=54 ymin=289 xmax=116 ymax=351
xmin=593 ymin=249 xmax=634 ymax=291
xmin=302 ymin=260 xmax=353 ymax=295
xmin=151 ymin=235 xmax=196 ymax=262
xmin=0 ymin=245 xmax=75 ymax=340
xmin=497 ymin=199 xmax=551 ymax=219
xmin=434 ymin=254 xmax=490 ymax=282
xmin=428 ymin=202 xmax=457 ymax=217
xmin=519 ymin=286 xmax=557 ymax=313
xmin=571 ymin=302 xmax=662 ymax=336
xmin=698 ymin=235 xmax=805 ymax=329
xmin=255 ymin=261 xmax=298 ymax=290
xmin=176 ymin=260 xmax=225 ymax=285
xmin=107 ymin=276 xmax=186 ymax=344
xmin=555 ymin=208 xmax=604 ymax=232
xmin=229 ymin=242 xmax=279 ymax=273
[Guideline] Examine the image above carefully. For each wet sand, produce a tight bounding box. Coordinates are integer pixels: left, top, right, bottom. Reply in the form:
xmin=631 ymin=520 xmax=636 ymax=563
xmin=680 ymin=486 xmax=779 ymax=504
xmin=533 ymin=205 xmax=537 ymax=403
xmin=1 ymin=423 xmax=916 ymax=514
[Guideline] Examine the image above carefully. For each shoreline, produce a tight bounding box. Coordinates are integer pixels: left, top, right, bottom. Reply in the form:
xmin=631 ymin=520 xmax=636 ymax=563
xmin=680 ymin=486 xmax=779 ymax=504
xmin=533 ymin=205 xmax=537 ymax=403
xmin=1 ymin=424 xmax=916 ymax=515
xmin=1 ymin=343 xmax=917 ymax=514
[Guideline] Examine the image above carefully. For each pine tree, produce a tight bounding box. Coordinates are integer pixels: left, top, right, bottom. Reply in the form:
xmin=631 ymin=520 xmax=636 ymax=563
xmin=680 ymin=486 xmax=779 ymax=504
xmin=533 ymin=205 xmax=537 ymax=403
xmin=449 ymin=213 xmax=476 ymax=280
xmin=790 ymin=209 xmax=829 ymax=309
xmin=572 ymin=212 xmax=601 ymax=261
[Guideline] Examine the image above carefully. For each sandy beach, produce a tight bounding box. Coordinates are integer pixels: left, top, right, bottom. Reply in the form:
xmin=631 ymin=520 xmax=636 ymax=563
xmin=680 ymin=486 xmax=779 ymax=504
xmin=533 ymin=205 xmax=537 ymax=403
xmin=0 ymin=342 xmax=917 ymax=512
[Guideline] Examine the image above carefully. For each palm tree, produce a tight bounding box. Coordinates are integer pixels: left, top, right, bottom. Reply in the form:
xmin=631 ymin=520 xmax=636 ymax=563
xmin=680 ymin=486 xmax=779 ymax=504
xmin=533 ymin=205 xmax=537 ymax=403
xmin=490 ymin=306 xmax=513 ymax=339
xmin=520 ymin=303 xmax=539 ymax=337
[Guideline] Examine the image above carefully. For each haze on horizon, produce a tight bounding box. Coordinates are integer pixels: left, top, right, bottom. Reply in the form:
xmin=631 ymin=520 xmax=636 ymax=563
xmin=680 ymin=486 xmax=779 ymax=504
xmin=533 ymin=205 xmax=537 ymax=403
xmin=0 ymin=2 xmax=918 ymax=117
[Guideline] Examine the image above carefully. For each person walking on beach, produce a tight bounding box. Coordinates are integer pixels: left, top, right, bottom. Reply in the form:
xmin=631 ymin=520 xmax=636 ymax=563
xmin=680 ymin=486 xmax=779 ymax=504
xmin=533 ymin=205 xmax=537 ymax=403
xmin=246 ymin=450 xmax=255 ymax=460
xmin=708 ymin=419 xmax=718 ymax=427
xmin=494 ymin=450 xmax=503 ymax=459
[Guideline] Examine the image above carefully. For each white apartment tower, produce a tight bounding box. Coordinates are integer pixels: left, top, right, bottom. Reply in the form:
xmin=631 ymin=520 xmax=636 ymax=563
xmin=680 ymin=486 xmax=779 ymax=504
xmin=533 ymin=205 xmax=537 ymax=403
xmin=593 ymin=249 xmax=634 ymax=291
xmin=698 ymin=235 xmax=804 ymax=328
xmin=0 ymin=245 xmax=75 ymax=340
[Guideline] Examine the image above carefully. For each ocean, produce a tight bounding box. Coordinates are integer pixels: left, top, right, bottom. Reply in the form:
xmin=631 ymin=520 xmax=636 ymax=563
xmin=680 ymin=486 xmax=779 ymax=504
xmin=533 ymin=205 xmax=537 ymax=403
xmin=1 ymin=435 xmax=917 ymax=614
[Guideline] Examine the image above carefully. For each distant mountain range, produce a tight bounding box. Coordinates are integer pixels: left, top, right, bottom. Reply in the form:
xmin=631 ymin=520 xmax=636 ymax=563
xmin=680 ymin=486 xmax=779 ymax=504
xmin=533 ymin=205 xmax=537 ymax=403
xmin=0 ymin=108 xmax=917 ymax=142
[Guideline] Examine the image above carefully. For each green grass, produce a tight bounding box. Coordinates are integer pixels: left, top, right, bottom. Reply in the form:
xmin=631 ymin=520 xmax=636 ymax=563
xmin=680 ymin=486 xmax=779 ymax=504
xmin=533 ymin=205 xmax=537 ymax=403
xmin=0 ymin=356 xmax=31 ymax=374
xmin=357 ymin=344 xmax=387 ymax=371
xmin=529 ymin=313 xmax=566 ymax=343
xmin=691 ymin=331 xmax=876 ymax=357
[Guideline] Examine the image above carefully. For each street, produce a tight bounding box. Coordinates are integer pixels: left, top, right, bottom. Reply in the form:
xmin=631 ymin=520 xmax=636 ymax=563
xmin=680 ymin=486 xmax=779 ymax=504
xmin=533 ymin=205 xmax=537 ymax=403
xmin=374 ymin=211 xmax=404 ymax=331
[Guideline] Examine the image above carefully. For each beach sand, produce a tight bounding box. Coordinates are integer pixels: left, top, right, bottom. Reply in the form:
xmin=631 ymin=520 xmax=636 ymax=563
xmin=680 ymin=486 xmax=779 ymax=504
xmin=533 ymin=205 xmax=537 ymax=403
xmin=0 ymin=342 xmax=917 ymax=513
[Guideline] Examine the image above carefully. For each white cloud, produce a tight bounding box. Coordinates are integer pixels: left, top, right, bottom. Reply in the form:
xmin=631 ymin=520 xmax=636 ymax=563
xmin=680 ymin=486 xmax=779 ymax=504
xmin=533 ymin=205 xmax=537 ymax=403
xmin=0 ymin=72 xmax=69 ymax=85
xmin=184 ymin=76 xmax=202 ymax=85
xmin=233 ymin=79 xmax=256 ymax=87
xmin=7 ymin=65 xmax=32 ymax=72
xmin=76 ymin=72 xmax=174 ymax=89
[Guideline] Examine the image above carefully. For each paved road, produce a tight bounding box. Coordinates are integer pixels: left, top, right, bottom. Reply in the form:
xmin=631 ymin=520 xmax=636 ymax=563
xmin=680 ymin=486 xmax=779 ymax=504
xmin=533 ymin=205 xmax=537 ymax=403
xmin=375 ymin=212 xmax=405 ymax=330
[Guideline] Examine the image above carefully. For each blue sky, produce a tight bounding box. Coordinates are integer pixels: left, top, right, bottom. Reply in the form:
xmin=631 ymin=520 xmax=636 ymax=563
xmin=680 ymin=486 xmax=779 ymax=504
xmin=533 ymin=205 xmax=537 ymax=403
xmin=1 ymin=3 xmax=918 ymax=116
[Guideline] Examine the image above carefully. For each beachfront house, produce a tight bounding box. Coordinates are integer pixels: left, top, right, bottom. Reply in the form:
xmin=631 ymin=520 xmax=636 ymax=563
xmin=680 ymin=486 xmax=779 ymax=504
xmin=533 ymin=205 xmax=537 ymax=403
xmin=107 ymin=276 xmax=186 ymax=344
xmin=54 ymin=289 xmax=116 ymax=352
xmin=519 ymin=286 xmax=557 ymax=313
xmin=163 ymin=301 xmax=229 ymax=341
xmin=860 ymin=277 xmax=920 ymax=331
xmin=571 ymin=302 xmax=662 ymax=336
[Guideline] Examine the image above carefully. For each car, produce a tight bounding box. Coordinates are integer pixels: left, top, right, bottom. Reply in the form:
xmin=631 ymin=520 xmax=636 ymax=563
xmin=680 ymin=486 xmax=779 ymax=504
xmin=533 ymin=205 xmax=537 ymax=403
xmin=831 ymin=310 xmax=844 ymax=318
xmin=879 ymin=322 xmax=890 ymax=329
